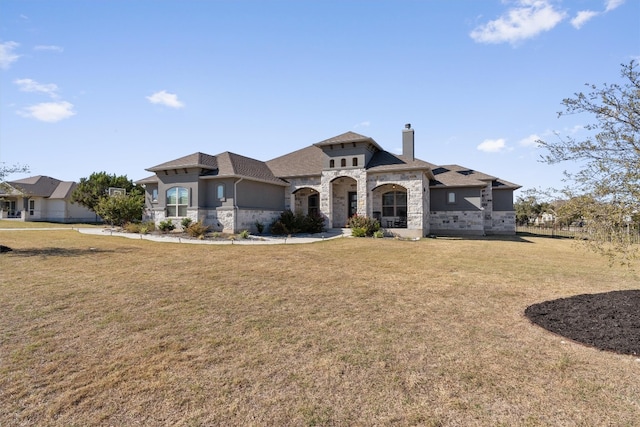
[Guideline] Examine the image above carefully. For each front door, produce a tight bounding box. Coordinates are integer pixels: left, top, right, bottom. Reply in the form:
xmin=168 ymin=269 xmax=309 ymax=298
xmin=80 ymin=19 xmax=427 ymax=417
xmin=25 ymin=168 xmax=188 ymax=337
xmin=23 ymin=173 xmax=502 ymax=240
xmin=348 ymin=192 xmax=357 ymax=218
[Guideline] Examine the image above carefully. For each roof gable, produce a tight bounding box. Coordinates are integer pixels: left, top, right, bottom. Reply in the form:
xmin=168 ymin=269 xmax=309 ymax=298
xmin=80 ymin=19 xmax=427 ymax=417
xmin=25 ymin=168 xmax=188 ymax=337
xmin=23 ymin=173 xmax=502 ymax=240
xmin=146 ymin=152 xmax=218 ymax=172
xmin=314 ymin=131 xmax=380 ymax=149
xmin=267 ymin=145 xmax=325 ymax=178
xmin=6 ymin=176 xmax=63 ymax=197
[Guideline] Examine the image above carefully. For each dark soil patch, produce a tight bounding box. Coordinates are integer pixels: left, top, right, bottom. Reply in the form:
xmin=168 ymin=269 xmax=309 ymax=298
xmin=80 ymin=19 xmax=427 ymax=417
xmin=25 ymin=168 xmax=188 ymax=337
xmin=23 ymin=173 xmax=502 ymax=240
xmin=525 ymin=290 xmax=640 ymax=356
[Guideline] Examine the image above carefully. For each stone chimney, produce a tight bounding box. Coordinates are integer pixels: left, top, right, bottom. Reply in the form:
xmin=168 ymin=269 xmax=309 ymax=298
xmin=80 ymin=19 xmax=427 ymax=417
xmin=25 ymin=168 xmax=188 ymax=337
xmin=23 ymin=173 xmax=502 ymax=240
xmin=402 ymin=123 xmax=414 ymax=161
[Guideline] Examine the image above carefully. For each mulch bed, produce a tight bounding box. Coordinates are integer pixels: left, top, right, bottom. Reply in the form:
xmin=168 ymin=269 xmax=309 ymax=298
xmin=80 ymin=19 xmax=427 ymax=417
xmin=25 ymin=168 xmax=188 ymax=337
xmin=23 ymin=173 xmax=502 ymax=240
xmin=525 ymin=290 xmax=640 ymax=356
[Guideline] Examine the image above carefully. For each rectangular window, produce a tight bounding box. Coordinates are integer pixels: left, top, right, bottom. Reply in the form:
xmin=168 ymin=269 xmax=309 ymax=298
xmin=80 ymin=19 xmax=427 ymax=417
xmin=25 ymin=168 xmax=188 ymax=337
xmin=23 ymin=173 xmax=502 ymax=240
xmin=447 ymin=192 xmax=456 ymax=204
xmin=217 ymin=183 xmax=225 ymax=200
xmin=352 ymin=157 xmax=358 ymax=167
xmin=29 ymin=199 xmax=35 ymax=216
xmin=152 ymin=188 xmax=158 ymax=202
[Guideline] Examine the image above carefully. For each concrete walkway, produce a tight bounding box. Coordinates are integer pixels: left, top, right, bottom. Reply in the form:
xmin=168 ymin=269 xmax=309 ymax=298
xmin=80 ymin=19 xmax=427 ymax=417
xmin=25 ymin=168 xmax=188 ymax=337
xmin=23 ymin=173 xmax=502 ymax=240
xmin=75 ymin=227 xmax=350 ymax=245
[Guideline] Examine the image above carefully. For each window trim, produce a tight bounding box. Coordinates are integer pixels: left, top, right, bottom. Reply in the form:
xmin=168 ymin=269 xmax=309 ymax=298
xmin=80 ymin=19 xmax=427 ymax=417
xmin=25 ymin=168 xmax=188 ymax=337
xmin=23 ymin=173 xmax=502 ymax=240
xmin=382 ymin=190 xmax=407 ymax=217
xmin=166 ymin=186 xmax=189 ymax=217
xmin=217 ymin=183 xmax=226 ymax=201
xmin=447 ymin=191 xmax=456 ymax=204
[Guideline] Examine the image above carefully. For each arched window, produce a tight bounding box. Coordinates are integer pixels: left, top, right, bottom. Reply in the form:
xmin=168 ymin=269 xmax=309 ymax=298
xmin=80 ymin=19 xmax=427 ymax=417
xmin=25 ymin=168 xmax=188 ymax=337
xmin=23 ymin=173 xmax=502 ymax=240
xmin=382 ymin=191 xmax=407 ymax=217
xmin=166 ymin=187 xmax=188 ymax=217
xmin=329 ymin=159 xmax=335 ymax=168
xmin=352 ymin=157 xmax=358 ymax=167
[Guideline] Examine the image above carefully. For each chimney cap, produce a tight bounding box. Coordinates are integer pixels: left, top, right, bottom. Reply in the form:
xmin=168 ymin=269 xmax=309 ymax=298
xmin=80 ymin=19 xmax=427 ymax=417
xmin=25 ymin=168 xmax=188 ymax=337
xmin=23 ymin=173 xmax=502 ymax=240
xmin=404 ymin=123 xmax=411 ymax=129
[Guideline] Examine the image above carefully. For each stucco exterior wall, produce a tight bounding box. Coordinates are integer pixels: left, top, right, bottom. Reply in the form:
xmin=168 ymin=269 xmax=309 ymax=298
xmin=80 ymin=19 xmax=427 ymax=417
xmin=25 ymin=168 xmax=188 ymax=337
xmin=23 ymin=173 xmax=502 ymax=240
xmin=492 ymin=189 xmax=515 ymax=211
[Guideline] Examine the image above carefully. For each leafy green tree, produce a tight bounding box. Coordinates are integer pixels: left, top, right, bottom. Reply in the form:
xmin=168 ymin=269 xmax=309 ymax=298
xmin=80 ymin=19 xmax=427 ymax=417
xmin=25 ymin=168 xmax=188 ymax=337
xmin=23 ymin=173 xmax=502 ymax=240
xmin=95 ymin=193 xmax=144 ymax=226
xmin=514 ymin=190 xmax=553 ymax=226
xmin=71 ymin=172 xmax=143 ymax=214
xmin=539 ymin=61 xmax=639 ymax=264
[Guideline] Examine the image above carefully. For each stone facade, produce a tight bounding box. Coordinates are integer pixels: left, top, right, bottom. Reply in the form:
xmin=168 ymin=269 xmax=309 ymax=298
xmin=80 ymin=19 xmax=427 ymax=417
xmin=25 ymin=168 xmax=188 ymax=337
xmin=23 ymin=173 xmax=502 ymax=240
xmin=429 ymin=210 xmax=485 ymax=235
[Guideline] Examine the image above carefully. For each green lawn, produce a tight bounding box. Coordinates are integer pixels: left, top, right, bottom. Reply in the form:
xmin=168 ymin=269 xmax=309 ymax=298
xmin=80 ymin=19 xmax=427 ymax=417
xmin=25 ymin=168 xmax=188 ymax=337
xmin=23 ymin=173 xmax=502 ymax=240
xmin=1 ymin=229 xmax=638 ymax=426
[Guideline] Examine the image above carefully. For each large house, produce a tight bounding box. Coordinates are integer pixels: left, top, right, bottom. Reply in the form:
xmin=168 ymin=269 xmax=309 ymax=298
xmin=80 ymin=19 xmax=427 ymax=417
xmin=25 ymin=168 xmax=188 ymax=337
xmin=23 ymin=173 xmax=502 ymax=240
xmin=137 ymin=125 xmax=520 ymax=237
xmin=0 ymin=175 xmax=99 ymax=223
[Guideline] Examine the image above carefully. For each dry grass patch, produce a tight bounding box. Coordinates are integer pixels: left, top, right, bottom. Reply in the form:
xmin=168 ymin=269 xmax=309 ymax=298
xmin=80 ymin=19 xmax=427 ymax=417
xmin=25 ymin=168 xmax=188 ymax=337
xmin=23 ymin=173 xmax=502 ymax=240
xmin=1 ymin=230 xmax=639 ymax=426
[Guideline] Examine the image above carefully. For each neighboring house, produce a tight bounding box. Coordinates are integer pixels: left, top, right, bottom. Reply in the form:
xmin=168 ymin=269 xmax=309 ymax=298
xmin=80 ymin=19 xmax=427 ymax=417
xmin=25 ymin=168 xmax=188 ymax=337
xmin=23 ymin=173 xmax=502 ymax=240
xmin=0 ymin=175 xmax=99 ymax=223
xmin=137 ymin=125 xmax=520 ymax=237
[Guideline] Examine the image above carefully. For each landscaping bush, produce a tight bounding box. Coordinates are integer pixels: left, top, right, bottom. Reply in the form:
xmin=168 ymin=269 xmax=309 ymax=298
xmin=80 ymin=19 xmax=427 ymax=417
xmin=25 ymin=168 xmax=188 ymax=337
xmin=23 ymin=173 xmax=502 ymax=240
xmin=181 ymin=218 xmax=193 ymax=229
xmin=239 ymin=229 xmax=250 ymax=239
xmin=124 ymin=221 xmax=155 ymax=234
xmin=185 ymin=221 xmax=210 ymax=238
xmin=269 ymin=210 xmax=325 ymax=235
xmin=347 ymin=214 xmax=380 ymax=237
xmin=158 ymin=219 xmax=175 ymax=233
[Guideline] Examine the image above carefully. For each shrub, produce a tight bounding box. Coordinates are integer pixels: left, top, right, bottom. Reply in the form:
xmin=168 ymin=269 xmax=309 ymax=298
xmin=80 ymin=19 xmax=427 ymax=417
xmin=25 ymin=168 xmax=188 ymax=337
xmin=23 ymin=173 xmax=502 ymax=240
xmin=186 ymin=221 xmax=210 ymax=238
xmin=269 ymin=210 xmax=325 ymax=235
xmin=181 ymin=217 xmax=193 ymax=229
xmin=158 ymin=219 xmax=175 ymax=233
xmin=123 ymin=222 xmax=142 ymax=233
xmin=239 ymin=229 xmax=250 ymax=239
xmin=123 ymin=221 xmax=155 ymax=234
xmin=254 ymin=220 xmax=264 ymax=234
xmin=347 ymin=214 xmax=380 ymax=237
xmin=351 ymin=227 xmax=367 ymax=237
xmin=140 ymin=221 xmax=155 ymax=234
xmin=373 ymin=229 xmax=385 ymax=238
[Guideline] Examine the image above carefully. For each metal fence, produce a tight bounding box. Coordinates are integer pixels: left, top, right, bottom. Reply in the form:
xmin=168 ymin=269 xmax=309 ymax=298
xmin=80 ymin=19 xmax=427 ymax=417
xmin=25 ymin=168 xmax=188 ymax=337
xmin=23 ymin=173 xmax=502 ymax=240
xmin=516 ymin=225 xmax=640 ymax=244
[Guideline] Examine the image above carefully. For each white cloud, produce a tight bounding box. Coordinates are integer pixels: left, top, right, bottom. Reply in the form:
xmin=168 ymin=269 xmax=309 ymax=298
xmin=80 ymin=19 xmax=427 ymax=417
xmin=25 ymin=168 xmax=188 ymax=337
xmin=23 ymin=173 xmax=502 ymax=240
xmin=0 ymin=41 xmax=21 ymax=69
xmin=519 ymin=134 xmax=542 ymax=148
xmin=477 ymin=138 xmax=507 ymax=153
xmin=146 ymin=90 xmax=185 ymax=108
xmin=354 ymin=121 xmax=370 ymax=128
xmin=14 ymin=78 xmax=59 ymax=98
xmin=605 ymin=0 xmax=625 ymax=12
xmin=470 ymin=0 xmax=567 ymax=45
xmin=18 ymin=101 xmax=76 ymax=123
xmin=571 ymin=10 xmax=599 ymax=29
xmin=34 ymin=45 xmax=64 ymax=53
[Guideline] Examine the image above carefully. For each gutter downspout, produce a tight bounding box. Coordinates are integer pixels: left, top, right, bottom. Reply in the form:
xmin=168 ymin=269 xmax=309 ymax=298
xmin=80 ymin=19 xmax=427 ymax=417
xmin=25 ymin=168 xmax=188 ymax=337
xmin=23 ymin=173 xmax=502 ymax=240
xmin=233 ymin=177 xmax=244 ymax=233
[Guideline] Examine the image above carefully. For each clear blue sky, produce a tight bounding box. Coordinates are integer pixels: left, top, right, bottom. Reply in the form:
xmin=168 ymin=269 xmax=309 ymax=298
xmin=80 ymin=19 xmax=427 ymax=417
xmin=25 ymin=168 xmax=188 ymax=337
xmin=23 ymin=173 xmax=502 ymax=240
xmin=1 ymin=0 xmax=638 ymax=196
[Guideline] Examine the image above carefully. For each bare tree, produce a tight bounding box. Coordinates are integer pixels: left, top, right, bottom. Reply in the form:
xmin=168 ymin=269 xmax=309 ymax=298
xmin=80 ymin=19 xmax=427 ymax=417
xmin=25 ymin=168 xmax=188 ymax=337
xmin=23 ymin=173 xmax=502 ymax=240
xmin=539 ymin=61 xmax=639 ymax=265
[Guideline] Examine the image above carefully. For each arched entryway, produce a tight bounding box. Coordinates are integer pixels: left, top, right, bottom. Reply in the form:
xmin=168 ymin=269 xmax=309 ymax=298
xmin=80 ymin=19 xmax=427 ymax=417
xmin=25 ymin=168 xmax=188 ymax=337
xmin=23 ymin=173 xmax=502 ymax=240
xmin=330 ymin=176 xmax=358 ymax=227
xmin=372 ymin=183 xmax=408 ymax=228
xmin=292 ymin=187 xmax=320 ymax=216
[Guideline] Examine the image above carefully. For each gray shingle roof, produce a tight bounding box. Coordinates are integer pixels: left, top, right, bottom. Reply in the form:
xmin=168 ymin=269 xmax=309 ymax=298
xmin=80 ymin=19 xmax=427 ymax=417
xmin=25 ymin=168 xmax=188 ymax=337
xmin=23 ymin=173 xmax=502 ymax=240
xmin=366 ymin=151 xmax=437 ymax=174
xmin=430 ymin=165 xmax=520 ymax=189
xmin=314 ymin=131 xmax=382 ymax=151
xmin=5 ymin=176 xmax=65 ymax=197
xmin=146 ymin=151 xmax=287 ymax=186
xmin=141 ymin=132 xmax=519 ymax=190
xmin=266 ymin=145 xmax=325 ymax=178
xmin=146 ymin=152 xmax=218 ymax=172
xmin=214 ymin=152 xmax=288 ymax=185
